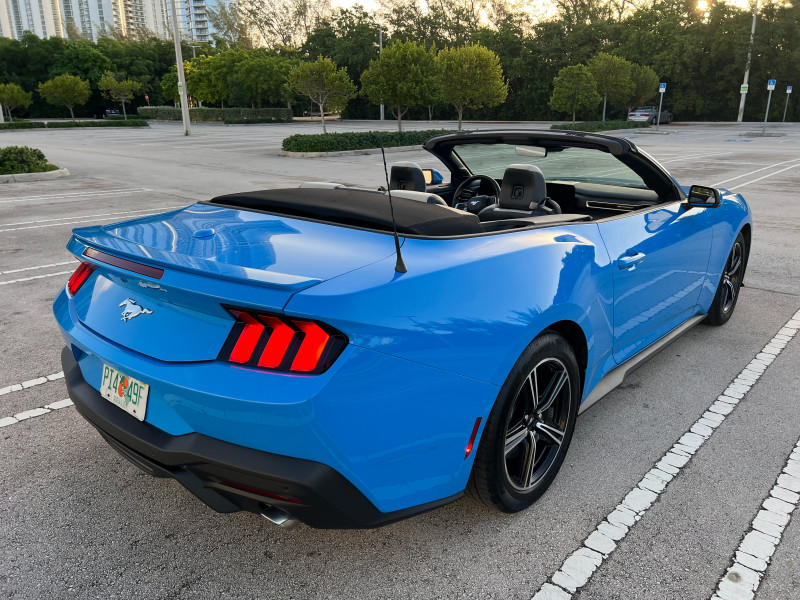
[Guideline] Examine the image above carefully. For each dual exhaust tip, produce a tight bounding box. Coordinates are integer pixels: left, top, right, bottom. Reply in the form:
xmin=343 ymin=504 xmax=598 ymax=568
xmin=261 ymin=505 xmax=300 ymax=530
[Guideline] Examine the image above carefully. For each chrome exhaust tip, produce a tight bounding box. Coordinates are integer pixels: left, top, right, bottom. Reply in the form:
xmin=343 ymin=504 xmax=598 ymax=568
xmin=260 ymin=505 xmax=300 ymax=530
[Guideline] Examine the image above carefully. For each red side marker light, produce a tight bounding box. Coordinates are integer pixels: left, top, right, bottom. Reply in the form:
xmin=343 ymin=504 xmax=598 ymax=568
xmin=465 ymin=417 xmax=483 ymax=459
xmin=67 ymin=262 xmax=96 ymax=297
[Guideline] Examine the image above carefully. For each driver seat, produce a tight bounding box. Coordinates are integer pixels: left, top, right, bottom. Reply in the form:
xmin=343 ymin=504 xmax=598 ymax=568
xmin=478 ymin=164 xmax=559 ymax=221
xmin=390 ymin=162 xmax=427 ymax=192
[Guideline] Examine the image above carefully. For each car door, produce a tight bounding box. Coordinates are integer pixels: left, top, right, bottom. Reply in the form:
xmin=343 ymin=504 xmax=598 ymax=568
xmin=597 ymin=202 xmax=715 ymax=364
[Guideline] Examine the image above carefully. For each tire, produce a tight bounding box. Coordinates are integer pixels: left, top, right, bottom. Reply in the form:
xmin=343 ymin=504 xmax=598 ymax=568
xmin=467 ymin=332 xmax=580 ymax=512
xmin=705 ymin=232 xmax=745 ymax=326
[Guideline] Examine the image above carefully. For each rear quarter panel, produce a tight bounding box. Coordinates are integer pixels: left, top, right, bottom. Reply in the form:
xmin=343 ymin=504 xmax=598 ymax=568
xmin=287 ymin=223 xmax=616 ymax=402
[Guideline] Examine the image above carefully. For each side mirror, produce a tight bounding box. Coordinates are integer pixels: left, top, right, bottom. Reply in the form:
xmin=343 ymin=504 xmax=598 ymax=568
xmin=687 ymin=185 xmax=721 ymax=208
xmin=422 ymin=168 xmax=444 ymax=185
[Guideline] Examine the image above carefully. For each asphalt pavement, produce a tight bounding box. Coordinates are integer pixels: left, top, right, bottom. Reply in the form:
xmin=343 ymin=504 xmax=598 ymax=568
xmin=1 ymin=119 xmax=799 ymax=599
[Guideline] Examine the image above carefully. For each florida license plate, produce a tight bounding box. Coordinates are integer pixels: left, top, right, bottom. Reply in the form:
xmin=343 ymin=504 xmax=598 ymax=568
xmin=100 ymin=364 xmax=149 ymax=421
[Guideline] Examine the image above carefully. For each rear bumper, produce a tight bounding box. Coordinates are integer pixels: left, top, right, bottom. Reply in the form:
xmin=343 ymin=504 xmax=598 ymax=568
xmin=62 ymin=346 xmax=460 ymax=528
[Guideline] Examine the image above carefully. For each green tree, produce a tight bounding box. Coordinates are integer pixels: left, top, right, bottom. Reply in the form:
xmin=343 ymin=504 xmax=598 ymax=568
xmin=437 ymin=44 xmax=508 ymax=130
xmin=98 ymin=71 xmax=142 ymax=119
xmin=287 ymin=56 xmax=356 ymax=133
xmin=587 ymin=52 xmax=633 ymax=121
xmin=234 ymin=53 xmax=295 ymax=108
xmin=360 ymin=40 xmax=439 ymax=131
xmin=37 ymin=74 xmax=91 ymax=120
xmin=49 ymin=40 xmax=113 ymax=86
xmin=549 ymin=64 xmax=601 ymax=122
xmin=0 ymin=83 xmax=33 ymax=122
xmin=625 ymin=64 xmax=659 ymax=113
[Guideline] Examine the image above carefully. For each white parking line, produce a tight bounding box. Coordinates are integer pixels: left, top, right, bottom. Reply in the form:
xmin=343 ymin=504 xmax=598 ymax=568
xmin=712 ymin=437 xmax=800 ymax=600
xmin=0 ymin=206 xmax=181 ymax=232
xmin=0 ymin=206 xmax=181 ymax=230
xmin=0 ymin=188 xmax=150 ymax=204
xmin=0 ymin=398 xmax=74 ymax=428
xmin=0 ymin=270 xmax=72 ymax=286
xmin=729 ymin=163 xmax=800 ymax=191
xmin=532 ymin=308 xmax=800 ymax=599
xmin=712 ymin=159 xmax=800 ymax=187
xmin=0 ymin=372 xmax=64 ymax=397
xmin=0 ymin=260 xmax=74 ymax=275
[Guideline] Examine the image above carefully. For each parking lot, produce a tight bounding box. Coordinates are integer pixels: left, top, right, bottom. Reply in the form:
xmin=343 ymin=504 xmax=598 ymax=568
xmin=1 ymin=120 xmax=799 ymax=599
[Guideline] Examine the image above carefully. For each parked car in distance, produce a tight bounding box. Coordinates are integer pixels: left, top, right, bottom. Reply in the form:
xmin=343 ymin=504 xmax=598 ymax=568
xmin=628 ymin=106 xmax=673 ymax=124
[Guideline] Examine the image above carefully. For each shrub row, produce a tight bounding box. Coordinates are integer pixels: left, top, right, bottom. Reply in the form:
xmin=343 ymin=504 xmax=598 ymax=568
xmin=137 ymin=106 xmax=293 ymax=122
xmin=0 ymin=145 xmax=58 ymax=175
xmin=281 ymin=129 xmax=457 ymax=153
xmin=0 ymin=122 xmax=47 ymax=130
xmin=550 ymin=121 xmax=651 ymax=132
xmin=0 ymin=120 xmax=148 ymax=130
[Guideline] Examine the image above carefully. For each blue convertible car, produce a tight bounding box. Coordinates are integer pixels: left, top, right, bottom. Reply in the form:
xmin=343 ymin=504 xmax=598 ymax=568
xmin=54 ymin=131 xmax=751 ymax=528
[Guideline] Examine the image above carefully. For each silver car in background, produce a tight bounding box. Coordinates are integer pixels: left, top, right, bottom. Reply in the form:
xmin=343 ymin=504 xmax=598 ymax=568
xmin=628 ymin=106 xmax=673 ymax=124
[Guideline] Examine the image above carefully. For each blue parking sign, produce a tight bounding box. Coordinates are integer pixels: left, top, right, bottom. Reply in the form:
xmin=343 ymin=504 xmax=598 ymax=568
xmin=659 ymin=83 xmax=666 ymax=90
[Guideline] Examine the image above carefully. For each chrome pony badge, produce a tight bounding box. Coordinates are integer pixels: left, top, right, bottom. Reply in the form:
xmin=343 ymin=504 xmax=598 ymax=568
xmin=120 ymin=298 xmax=153 ymax=322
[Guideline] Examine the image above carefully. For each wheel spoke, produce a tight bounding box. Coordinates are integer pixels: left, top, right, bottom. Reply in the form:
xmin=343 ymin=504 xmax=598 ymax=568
xmin=535 ymin=420 xmax=566 ymax=447
xmin=727 ymin=248 xmax=742 ymax=277
xmin=537 ymin=368 xmax=567 ymax=414
xmin=520 ymin=431 xmax=537 ymax=487
xmin=528 ymin=371 xmax=539 ymax=412
xmin=505 ymin=422 xmax=528 ymax=456
xmin=723 ymin=279 xmax=736 ymax=309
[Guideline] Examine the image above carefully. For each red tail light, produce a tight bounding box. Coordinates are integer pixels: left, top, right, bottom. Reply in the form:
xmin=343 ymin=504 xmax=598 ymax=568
xmin=66 ymin=262 xmax=96 ymax=297
xmin=219 ymin=308 xmax=347 ymax=374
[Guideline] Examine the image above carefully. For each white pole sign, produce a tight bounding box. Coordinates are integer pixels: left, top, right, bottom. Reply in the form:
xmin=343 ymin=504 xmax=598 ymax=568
xmin=659 ymin=83 xmax=666 ymax=93
xmin=741 ymin=84 xmax=749 ymax=94
xmin=768 ymin=79 xmax=776 ymax=91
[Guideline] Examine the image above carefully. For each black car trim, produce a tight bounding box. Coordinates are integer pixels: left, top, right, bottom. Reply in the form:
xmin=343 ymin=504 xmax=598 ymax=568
xmin=61 ymin=346 xmax=462 ymax=528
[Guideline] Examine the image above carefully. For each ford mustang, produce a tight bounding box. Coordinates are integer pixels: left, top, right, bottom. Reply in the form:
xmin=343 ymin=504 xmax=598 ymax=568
xmin=54 ymin=130 xmax=751 ymax=528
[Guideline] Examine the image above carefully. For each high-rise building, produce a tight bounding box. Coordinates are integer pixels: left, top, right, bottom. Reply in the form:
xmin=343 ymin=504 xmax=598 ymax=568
xmin=1 ymin=0 xmax=64 ymax=40
xmin=0 ymin=0 xmax=176 ymax=41
xmin=179 ymin=0 xmax=217 ymax=43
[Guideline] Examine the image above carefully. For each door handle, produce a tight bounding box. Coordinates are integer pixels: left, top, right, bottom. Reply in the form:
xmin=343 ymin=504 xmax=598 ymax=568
xmin=618 ymin=252 xmax=646 ymax=269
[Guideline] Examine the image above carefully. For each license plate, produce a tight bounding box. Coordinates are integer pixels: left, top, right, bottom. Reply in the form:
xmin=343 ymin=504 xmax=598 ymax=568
xmin=100 ymin=364 xmax=149 ymax=421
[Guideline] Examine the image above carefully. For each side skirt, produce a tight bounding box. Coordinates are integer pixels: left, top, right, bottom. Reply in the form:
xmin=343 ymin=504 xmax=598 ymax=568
xmin=578 ymin=314 xmax=706 ymax=415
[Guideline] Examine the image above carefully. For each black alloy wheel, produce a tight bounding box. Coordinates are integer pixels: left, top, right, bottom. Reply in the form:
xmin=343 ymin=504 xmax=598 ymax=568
xmin=706 ymin=232 xmax=746 ymax=326
xmin=467 ymin=332 xmax=579 ymax=512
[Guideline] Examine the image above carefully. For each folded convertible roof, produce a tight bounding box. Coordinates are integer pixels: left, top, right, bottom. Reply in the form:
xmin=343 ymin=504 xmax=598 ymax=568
xmin=207 ymin=188 xmax=484 ymax=237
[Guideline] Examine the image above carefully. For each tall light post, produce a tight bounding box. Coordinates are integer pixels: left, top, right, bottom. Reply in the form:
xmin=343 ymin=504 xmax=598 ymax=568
xmin=737 ymin=1 xmax=759 ymax=123
xmin=169 ymin=0 xmax=191 ymax=135
xmin=379 ymin=24 xmax=384 ymax=121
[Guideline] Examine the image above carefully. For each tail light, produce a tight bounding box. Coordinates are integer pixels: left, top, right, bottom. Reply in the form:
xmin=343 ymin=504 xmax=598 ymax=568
xmin=219 ymin=308 xmax=347 ymax=374
xmin=66 ymin=262 xmax=96 ymax=297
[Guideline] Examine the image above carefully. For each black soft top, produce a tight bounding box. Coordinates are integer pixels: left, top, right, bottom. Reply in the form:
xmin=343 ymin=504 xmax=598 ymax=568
xmin=207 ymin=188 xmax=484 ymax=237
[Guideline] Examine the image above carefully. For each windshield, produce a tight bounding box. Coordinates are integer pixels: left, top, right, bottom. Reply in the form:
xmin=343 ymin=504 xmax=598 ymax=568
xmin=453 ymin=143 xmax=648 ymax=189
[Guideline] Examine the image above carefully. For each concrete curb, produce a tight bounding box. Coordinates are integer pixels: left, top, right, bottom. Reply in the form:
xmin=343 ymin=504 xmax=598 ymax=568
xmin=279 ymin=145 xmax=422 ymax=158
xmin=0 ymin=167 xmax=70 ymax=184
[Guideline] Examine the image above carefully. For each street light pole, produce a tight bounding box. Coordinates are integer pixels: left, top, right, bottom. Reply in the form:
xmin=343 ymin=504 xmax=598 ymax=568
xmin=379 ymin=25 xmax=384 ymax=121
xmin=169 ymin=0 xmax=191 ymax=136
xmin=737 ymin=1 xmax=758 ymax=123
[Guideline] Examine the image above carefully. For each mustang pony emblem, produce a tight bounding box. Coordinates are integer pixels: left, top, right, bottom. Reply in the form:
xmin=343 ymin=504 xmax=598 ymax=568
xmin=120 ymin=298 xmax=153 ymax=322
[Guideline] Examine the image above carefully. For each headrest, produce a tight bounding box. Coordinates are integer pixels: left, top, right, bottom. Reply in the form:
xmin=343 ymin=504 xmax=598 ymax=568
xmin=390 ymin=162 xmax=427 ymax=192
xmin=499 ymin=164 xmax=547 ymax=209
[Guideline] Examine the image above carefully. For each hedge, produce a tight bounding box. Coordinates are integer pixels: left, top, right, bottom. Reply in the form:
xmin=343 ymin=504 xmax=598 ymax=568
xmin=550 ymin=121 xmax=651 ymax=132
xmin=45 ymin=120 xmax=149 ymax=128
xmin=0 ymin=122 xmax=47 ymax=130
xmin=281 ymin=129 xmax=457 ymax=153
xmin=0 ymin=146 xmax=58 ymax=175
xmin=138 ymin=106 xmax=293 ymax=122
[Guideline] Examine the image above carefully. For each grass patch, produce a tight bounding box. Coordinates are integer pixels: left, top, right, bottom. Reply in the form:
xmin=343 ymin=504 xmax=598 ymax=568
xmin=551 ymin=121 xmax=651 ymax=132
xmin=281 ymin=129 xmax=457 ymax=153
xmin=0 ymin=146 xmax=59 ymax=175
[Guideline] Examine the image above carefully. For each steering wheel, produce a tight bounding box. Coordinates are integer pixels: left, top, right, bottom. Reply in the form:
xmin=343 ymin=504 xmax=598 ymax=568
xmin=536 ymin=197 xmax=562 ymax=214
xmin=453 ymin=175 xmax=501 ymax=207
